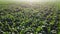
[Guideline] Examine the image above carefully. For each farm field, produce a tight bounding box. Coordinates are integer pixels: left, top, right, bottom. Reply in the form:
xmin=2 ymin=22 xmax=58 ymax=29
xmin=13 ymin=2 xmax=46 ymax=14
xmin=0 ymin=1 xmax=60 ymax=34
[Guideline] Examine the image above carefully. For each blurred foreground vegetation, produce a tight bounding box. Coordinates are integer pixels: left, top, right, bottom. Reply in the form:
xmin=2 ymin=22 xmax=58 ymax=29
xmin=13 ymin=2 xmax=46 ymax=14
xmin=0 ymin=1 xmax=60 ymax=34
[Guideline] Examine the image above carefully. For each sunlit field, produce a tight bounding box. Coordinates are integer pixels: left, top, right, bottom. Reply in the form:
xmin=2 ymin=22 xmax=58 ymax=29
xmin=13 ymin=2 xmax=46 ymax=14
xmin=0 ymin=0 xmax=60 ymax=34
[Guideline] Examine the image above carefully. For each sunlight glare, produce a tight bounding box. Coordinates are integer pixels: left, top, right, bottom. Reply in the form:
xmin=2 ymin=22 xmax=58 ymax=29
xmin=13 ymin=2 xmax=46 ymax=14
xmin=14 ymin=0 xmax=56 ymax=2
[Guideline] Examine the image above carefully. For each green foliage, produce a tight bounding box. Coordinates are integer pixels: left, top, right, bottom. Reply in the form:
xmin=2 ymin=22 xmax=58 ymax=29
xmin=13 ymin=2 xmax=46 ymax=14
xmin=0 ymin=2 xmax=60 ymax=34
